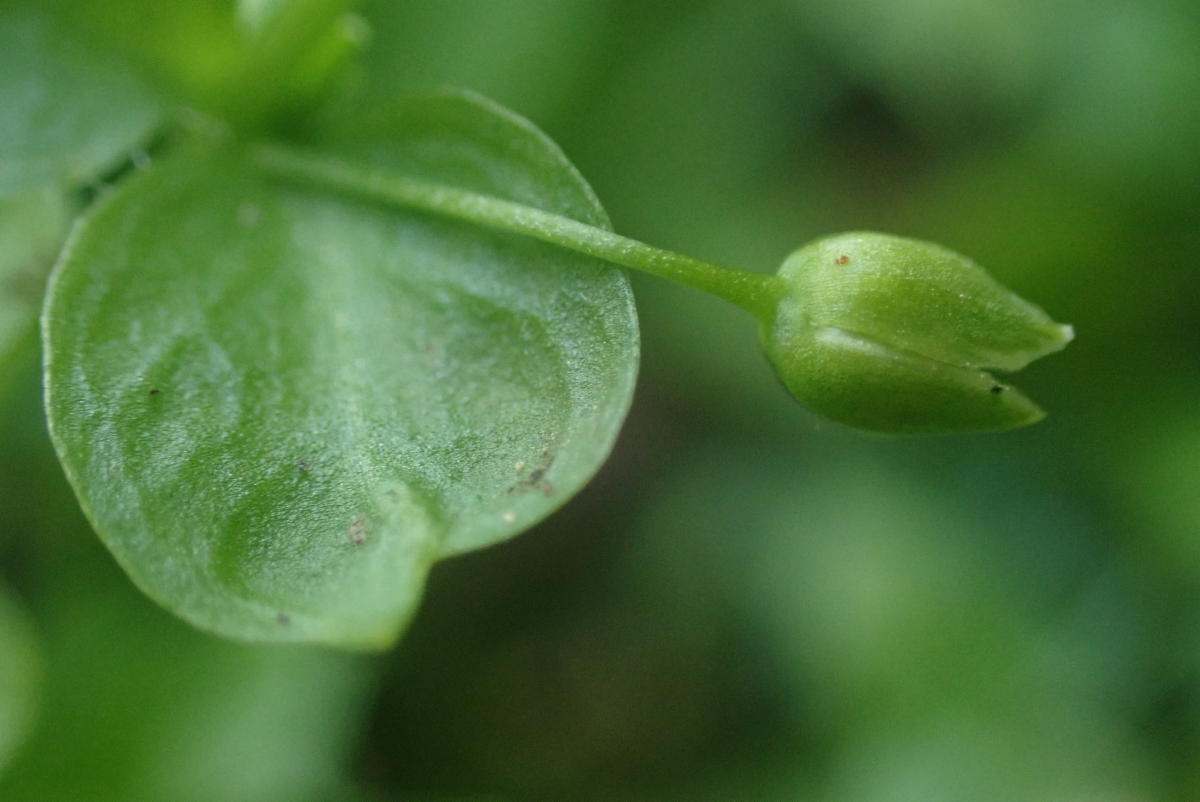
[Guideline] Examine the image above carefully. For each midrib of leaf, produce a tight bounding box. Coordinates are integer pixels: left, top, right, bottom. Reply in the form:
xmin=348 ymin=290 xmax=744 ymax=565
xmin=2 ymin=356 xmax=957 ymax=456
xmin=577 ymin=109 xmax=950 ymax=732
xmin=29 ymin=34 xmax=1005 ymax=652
xmin=251 ymin=142 xmax=787 ymax=321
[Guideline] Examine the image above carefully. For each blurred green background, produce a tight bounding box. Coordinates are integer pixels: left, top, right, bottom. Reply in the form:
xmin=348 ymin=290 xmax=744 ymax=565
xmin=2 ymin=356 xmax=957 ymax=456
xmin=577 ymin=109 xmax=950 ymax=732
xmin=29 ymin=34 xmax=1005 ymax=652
xmin=4 ymin=0 xmax=1200 ymax=799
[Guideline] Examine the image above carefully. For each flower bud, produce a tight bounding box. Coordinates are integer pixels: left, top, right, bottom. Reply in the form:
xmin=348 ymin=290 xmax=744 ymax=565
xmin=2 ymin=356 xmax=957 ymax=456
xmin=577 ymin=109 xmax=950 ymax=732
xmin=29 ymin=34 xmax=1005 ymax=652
xmin=760 ymin=232 xmax=1073 ymax=434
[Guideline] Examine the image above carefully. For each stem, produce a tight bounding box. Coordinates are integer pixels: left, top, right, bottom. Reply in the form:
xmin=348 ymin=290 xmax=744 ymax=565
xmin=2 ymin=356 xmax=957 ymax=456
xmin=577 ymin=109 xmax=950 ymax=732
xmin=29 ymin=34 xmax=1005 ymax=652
xmin=250 ymin=143 xmax=786 ymax=320
xmin=231 ymin=0 xmax=360 ymax=129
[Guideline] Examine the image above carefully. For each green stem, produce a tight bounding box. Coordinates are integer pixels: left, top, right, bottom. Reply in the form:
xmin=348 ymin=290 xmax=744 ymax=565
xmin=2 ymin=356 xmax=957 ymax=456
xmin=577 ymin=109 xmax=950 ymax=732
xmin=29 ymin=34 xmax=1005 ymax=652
xmin=250 ymin=143 xmax=786 ymax=319
xmin=230 ymin=0 xmax=360 ymax=130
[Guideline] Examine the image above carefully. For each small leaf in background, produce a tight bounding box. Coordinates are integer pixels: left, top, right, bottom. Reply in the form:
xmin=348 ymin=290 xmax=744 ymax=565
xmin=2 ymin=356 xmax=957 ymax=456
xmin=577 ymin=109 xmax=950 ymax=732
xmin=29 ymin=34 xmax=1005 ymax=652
xmin=0 ymin=189 xmax=69 ymax=381
xmin=43 ymin=93 xmax=638 ymax=648
xmin=32 ymin=0 xmax=363 ymax=135
xmin=35 ymin=0 xmax=242 ymax=116
xmin=0 ymin=583 xmax=39 ymax=778
xmin=0 ymin=7 xmax=162 ymax=198
xmin=0 ymin=6 xmax=161 ymax=381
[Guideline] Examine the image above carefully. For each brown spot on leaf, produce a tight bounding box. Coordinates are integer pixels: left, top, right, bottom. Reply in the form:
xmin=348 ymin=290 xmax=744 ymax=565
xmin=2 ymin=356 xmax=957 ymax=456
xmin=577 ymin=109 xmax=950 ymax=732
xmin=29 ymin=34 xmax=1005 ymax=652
xmin=509 ymin=449 xmax=557 ymax=496
xmin=148 ymin=388 xmax=160 ymax=396
xmin=348 ymin=516 xmax=368 ymax=545
xmin=835 ymin=255 xmax=850 ymax=265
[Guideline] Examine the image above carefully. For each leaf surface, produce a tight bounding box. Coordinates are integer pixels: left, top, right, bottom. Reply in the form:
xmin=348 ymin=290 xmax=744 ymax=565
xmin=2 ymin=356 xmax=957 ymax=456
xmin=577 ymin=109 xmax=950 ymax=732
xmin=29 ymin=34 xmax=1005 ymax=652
xmin=44 ymin=93 xmax=638 ymax=648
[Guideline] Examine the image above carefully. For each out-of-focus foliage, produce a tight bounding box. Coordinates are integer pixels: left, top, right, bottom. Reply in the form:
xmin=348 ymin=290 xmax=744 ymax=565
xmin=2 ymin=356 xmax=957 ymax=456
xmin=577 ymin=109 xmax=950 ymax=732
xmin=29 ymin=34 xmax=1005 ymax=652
xmin=0 ymin=5 xmax=159 ymax=376
xmin=37 ymin=0 xmax=359 ymax=129
xmin=0 ymin=7 xmax=161 ymax=197
xmin=0 ymin=578 xmax=37 ymax=776
xmin=0 ymin=189 xmax=68 ymax=378
xmin=4 ymin=0 xmax=1200 ymax=799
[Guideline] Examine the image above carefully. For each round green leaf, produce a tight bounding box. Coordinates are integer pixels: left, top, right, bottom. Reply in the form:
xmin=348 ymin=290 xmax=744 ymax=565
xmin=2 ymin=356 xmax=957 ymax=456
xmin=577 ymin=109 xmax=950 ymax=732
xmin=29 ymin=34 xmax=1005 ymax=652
xmin=43 ymin=95 xmax=639 ymax=649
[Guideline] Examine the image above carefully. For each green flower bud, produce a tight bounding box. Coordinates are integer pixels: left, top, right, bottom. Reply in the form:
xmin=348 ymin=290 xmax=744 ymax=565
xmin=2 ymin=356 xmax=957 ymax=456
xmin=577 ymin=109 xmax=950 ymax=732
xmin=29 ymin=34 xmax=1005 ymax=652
xmin=760 ymin=232 xmax=1073 ymax=434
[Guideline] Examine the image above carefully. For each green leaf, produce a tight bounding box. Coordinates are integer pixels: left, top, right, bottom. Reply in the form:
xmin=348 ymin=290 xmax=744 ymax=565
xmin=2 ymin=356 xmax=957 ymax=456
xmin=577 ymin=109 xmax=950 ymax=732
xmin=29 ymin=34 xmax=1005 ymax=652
xmin=0 ymin=582 xmax=39 ymax=776
xmin=0 ymin=7 xmax=162 ymax=198
xmin=35 ymin=0 xmax=362 ymax=132
xmin=43 ymin=93 xmax=639 ymax=649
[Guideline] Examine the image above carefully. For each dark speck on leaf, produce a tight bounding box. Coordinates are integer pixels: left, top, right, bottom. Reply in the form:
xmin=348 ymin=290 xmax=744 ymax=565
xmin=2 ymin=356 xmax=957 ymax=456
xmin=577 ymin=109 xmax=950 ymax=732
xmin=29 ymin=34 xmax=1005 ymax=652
xmin=509 ymin=450 xmax=556 ymax=495
xmin=991 ymin=385 xmax=1005 ymax=394
xmin=297 ymin=459 xmax=310 ymax=473
xmin=276 ymin=612 xmax=291 ymax=626
xmin=148 ymin=388 xmax=159 ymax=396
xmin=835 ymin=255 xmax=850 ymax=265
xmin=348 ymin=516 xmax=368 ymax=545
